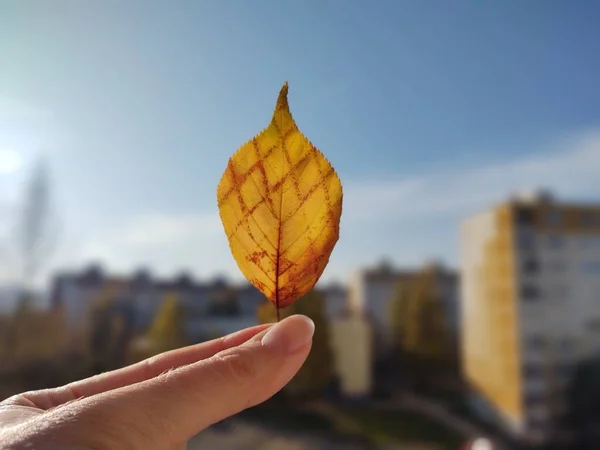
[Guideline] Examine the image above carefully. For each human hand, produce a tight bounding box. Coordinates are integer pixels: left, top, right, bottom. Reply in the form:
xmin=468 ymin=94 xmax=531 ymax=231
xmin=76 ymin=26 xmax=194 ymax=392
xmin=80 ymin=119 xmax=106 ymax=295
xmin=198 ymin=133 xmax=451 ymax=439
xmin=0 ymin=315 xmax=314 ymax=450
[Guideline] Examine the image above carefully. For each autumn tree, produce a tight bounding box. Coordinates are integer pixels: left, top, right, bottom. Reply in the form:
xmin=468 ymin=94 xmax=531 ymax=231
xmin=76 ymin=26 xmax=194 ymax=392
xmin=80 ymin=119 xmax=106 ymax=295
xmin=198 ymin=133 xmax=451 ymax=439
xmin=390 ymin=266 xmax=453 ymax=373
xmin=89 ymin=286 xmax=116 ymax=372
xmin=3 ymin=160 xmax=60 ymax=363
xmin=9 ymin=307 xmax=66 ymax=366
xmin=88 ymin=283 xmax=136 ymax=372
xmin=257 ymin=289 xmax=334 ymax=397
xmin=144 ymin=293 xmax=188 ymax=355
xmin=0 ymin=307 xmax=72 ymax=396
xmin=389 ymin=281 xmax=411 ymax=352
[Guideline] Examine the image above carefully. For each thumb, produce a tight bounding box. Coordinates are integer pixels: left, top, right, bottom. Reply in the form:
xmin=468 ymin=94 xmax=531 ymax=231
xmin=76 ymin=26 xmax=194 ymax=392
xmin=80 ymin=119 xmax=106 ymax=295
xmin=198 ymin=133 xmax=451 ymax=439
xmin=78 ymin=315 xmax=314 ymax=448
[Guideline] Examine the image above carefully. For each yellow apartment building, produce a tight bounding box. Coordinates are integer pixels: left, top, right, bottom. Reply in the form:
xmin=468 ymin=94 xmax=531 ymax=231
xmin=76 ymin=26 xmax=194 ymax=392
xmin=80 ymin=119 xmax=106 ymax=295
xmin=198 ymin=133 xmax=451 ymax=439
xmin=460 ymin=190 xmax=600 ymax=445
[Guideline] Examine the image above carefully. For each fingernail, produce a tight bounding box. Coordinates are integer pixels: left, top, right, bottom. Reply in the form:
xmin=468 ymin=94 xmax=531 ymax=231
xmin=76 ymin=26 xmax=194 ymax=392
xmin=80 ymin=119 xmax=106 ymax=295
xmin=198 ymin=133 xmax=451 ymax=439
xmin=261 ymin=315 xmax=315 ymax=354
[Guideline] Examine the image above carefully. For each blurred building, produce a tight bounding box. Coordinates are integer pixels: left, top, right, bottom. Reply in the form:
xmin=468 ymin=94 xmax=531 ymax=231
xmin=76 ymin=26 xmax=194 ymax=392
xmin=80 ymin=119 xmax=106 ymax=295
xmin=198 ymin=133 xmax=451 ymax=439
xmin=50 ymin=265 xmax=350 ymax=343
xmin=421 ymin=261 xmax=461 ymax=336
xmin=460 ymin=190 xmax=600 ymax=445
xmin=349 ymin=261 xmax=459 ymax=358
xmin=321 ymin=282 xmax=349 ymax=319
xmin=49 ymin=264 xmax=264 ymax=340
xmin=349 ymin=261 xmax=413 ymax=357
xmin=330 ymin=316 xmax=373 ymax=397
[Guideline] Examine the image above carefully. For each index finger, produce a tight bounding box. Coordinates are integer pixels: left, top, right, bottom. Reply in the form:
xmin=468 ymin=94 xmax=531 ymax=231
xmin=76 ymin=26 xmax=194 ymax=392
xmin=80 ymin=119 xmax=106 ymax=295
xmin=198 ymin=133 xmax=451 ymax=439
xmin=6 ymin=324 xmax=271 ymax=410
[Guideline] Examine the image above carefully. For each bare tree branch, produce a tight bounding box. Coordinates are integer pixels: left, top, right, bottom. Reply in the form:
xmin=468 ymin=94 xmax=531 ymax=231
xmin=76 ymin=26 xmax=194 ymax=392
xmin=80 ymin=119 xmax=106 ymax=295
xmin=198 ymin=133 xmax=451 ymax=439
xmin=15 ymin=158 xmax=60 ymax=291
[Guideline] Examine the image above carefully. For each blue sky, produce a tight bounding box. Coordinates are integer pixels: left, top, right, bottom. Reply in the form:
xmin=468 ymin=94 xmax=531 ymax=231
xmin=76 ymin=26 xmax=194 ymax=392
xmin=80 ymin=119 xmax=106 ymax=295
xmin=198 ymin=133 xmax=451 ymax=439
xmin=1 ymin=1 xmax=600 ymax=286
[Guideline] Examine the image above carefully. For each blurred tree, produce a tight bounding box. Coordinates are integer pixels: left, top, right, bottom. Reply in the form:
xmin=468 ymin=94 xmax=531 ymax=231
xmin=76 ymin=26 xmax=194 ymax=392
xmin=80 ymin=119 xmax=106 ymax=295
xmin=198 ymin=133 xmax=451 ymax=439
xmin=0 ymin=306 xmax=68 ymax=398
xmin=4 ymin=287 xmax=39 ymax=363
xmin=390 ymin=267 xmax=454 ymax=375
xmin=4 ymin=159 xmax=59 ymax=361
xmin=0 ymin=312 xmax=91 ymax=397
xmin=257 ymin=289 xmax=334 ymax=397
xmin=14 ymin=158 xmax=60 ymax=291
xmin=389 ymin=282 xmax=411 ymax=352
xmin=144 ymin=292 xmax=188 ymax=355
xmin=208 ymin=289 xmax=240 ymax=317
xmin=0 ymin=307 xmax=90 ymax=397
xmin=88 ymin=283 xmax=135 ymax=373
xmin=0 ymin=314 xmax=10 ymax=359
xmin=257 ymin=300 xmax=276 ymax=324
xmin=9 ymin=307 xmax=67 ymax=366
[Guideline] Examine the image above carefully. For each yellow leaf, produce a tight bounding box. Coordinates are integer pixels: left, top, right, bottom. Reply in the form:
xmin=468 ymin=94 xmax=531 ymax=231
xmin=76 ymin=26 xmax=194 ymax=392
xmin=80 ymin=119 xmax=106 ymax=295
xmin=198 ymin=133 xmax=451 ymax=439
xmin=217 ymin=82 xmax=343 ymax=318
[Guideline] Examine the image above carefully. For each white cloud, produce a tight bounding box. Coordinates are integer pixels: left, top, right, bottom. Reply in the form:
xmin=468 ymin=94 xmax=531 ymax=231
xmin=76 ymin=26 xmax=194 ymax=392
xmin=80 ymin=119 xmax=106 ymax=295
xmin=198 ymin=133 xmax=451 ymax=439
xmin=75 ymin=212 xmax=236 ymax=280
xmin=114 ymin=213 xmax=223 ymax=247
xmin=343 ymin=128 xmax=600 ymax=223
xmin=67 ymin=128 xmax=600 ymax=282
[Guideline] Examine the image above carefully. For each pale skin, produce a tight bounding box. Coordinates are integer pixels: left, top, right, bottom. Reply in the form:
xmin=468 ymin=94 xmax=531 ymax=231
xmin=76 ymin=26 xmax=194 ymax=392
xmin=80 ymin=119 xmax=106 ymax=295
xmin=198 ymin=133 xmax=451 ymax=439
xmin=0 ymin=315 xmax=314 ymax=450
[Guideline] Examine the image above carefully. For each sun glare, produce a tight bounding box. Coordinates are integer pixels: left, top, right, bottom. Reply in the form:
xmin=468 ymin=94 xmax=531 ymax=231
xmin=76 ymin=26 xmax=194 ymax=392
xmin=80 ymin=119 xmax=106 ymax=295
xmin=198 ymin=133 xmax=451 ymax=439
xmin=0 ymin=148 xmax=23 ymax=174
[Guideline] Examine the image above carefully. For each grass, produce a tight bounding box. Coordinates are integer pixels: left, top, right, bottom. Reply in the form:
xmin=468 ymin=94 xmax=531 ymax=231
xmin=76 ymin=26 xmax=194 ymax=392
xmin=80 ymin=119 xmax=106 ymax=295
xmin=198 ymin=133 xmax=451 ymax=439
xmin=329 ymin=404 xmax=465 ymax=449
xmin=237 ymin=392 xmax=467 ymax=448
xmin=240 ymin=399 xmax=337 ymax=435
xmin=237 ymin=397 xmax=466 ymax=449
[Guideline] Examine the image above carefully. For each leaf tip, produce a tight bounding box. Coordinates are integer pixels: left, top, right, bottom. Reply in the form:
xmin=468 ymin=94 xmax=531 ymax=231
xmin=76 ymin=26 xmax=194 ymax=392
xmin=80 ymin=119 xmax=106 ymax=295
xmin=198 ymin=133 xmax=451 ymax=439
xmin=275 ymin=81 xmax=290 ymax=113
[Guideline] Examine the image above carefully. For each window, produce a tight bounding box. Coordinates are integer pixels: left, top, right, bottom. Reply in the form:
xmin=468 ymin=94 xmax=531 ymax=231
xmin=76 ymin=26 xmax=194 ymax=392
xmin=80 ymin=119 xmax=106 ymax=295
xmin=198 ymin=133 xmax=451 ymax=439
xmin=579 ymin=236 xmax=600 ymax=249
xmin=523 ymin=259 xmax=540 ymax=274
xmin=524 ymin=391 xmax=545 ymax=407
xmin=516 ymin=207 xmax=535 ymax=225
xmin=546 ymin=210 xmax=563 ymax=227
xmin=558 ymin=338 xmax=574 ymax=353
xmin=582 ymin=261 xmax=600 ymax=274
xmin=526 ymin=336 xmax=548 ymax=351
xmin=547 ymin=235 xmax=565 ymax=249
xmin=524 ymin=364 xmax=543 ymax=378
xmin=522 ymin=285 xmax=540 ymax=301
xmin=581 ymin=211 xmax=598 ymax=228
xmin=517 ymin=231 xmax=535 ymax=251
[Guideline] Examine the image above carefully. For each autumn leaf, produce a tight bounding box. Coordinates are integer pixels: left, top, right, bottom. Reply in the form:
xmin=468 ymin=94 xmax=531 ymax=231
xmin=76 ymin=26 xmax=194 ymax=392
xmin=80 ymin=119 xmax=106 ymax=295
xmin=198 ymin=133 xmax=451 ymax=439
xmin=217 ymin=82 xmax=343 ymax=320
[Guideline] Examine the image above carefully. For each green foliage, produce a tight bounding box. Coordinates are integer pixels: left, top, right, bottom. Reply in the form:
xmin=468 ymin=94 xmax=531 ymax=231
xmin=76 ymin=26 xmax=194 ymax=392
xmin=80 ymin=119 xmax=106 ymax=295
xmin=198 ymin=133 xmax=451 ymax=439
xmin=14 ymin=292 xmax=35 ymax=318
xmin=0 ymin=350 xmax=93 ymax=399
xmin=88 ymin=285 xmax=135 ymax=372
xmin=390 ymin=267 xmax=453 ymax=366
xmin=257 ymin=289 xmax=334 ymax=396
xmin=145 ymin=292 xmax=188 ymax=355
xmin=3 ymin=303 xmax=67 ymax=366
xmin=389 ymin=282 xmax=410 ymax=349
xmin=257 ymin=300 xmax=277 ymax=324
xmin=0 ymin=306 xmax=79 ymax=399
xmin=208 ymin=296 xmax=240 ymax=316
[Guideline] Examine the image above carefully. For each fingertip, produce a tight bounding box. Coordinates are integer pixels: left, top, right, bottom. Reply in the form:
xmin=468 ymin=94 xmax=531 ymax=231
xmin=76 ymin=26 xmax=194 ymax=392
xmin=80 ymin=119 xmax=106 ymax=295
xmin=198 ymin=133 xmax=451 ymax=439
xmin=260 ymin=314 xmax=315 ymax=355
xmin=285 ymin=314 xmax=316 ymax=339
